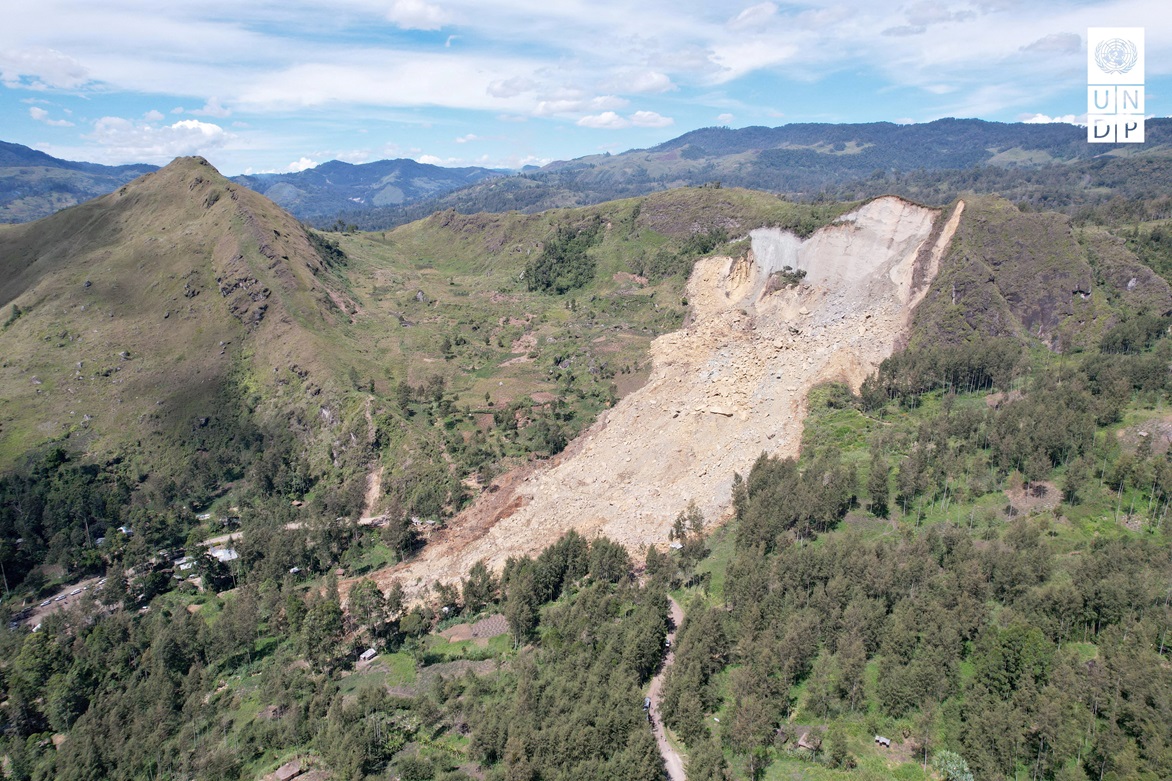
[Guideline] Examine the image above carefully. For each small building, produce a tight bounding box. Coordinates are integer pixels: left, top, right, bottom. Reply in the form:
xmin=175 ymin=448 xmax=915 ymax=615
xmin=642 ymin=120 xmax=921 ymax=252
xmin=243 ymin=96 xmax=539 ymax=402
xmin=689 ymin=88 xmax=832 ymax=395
xmin=797 ymin=732 xmax=820 ymax=751
xmin=209 ymin=547 xmax=239 ymax=563
xmin=359 ymin=647 xmax=377 ymax=662
xmin=875 ymin=735 xmax=891 ymax=748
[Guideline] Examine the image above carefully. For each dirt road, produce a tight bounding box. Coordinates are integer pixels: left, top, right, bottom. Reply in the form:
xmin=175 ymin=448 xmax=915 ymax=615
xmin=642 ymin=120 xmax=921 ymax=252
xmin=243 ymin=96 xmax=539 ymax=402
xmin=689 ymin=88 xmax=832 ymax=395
xmin=648 ymin=596 xmax=686 ymax=781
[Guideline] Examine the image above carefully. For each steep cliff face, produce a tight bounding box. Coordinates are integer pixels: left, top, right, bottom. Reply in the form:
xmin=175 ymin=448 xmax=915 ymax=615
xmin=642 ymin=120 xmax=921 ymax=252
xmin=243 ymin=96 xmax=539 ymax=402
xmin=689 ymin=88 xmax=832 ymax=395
xmin=374 ymin=196 xmax=964 ymax=597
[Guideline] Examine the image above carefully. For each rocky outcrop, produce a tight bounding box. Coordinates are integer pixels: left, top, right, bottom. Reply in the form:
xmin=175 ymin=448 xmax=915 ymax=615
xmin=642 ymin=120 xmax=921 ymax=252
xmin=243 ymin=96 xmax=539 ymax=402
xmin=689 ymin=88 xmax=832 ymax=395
xmin=375 ymin=197 xmax=964 ymax=598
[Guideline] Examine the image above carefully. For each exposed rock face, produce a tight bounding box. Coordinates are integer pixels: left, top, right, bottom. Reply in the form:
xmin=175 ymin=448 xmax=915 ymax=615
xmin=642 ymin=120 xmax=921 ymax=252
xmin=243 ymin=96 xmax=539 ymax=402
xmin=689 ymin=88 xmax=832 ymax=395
xmin=376 ymin=196 xmax=964 ymax=598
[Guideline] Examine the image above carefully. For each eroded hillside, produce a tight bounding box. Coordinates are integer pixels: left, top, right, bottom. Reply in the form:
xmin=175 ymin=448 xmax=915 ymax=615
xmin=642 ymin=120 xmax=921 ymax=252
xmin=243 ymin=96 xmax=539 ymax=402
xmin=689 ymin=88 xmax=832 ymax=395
xmin=372 ymin=196 xmax=964 ymax=597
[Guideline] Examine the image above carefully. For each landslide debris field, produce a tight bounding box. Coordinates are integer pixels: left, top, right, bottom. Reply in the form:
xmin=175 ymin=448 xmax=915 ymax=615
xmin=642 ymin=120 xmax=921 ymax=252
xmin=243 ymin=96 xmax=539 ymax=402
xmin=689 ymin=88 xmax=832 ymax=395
xmin=372 ymin=196 xmax=965 ymax=598
xmin=13 ymin=158 xmax=1160 ymax=605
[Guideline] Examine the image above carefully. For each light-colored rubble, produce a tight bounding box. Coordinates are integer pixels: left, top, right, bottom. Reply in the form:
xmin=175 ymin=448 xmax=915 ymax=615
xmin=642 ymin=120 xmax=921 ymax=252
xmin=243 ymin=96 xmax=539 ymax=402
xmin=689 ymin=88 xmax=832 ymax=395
xmin=370 ymin=196 xmax=964 ymax=599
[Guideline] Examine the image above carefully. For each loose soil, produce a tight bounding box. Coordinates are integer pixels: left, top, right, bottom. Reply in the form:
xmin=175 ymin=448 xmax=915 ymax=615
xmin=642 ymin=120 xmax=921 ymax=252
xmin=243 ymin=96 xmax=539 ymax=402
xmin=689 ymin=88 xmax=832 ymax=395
xmin=367 ymin=198 xmax=965 ymax=599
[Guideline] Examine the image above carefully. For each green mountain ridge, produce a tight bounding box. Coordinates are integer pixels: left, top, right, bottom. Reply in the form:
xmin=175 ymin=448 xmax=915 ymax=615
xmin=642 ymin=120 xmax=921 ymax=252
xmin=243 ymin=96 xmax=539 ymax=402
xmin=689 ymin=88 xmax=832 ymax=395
xmin=9 ymin=117 xmax=1172 ymax=232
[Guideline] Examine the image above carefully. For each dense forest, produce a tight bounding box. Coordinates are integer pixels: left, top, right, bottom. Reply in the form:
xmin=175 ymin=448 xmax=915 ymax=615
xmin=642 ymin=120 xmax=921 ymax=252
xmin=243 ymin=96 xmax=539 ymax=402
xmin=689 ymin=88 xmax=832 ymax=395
xmin=655 ymin=328 xmax=1172 ymax=781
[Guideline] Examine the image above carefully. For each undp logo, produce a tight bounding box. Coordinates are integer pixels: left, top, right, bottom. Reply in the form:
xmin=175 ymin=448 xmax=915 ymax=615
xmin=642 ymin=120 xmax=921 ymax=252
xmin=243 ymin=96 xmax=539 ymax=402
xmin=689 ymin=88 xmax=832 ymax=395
xmin=1087 ymin=28 xmax=1144 ymax=144
xmin=1094 ymin=38 xmax=1139 ymax=75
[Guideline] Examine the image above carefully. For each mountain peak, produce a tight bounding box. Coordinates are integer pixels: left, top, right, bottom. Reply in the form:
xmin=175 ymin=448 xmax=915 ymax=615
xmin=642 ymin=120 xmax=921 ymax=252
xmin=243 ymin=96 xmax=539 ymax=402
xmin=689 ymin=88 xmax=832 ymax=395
xmin=0 ymin=151 xmax=353 ymax=465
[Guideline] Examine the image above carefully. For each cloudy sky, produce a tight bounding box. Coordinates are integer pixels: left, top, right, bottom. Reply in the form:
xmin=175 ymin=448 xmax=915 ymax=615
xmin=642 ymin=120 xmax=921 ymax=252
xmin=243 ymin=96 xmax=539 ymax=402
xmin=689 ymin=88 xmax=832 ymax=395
xmin=2 ymin=0 xmax=1168 ymax=175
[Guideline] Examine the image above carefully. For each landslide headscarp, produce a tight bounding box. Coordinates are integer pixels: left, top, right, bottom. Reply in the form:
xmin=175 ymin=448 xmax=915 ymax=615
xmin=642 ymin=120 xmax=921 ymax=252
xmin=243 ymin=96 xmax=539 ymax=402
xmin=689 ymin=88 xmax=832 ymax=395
xmin=375 ymin=196 xmax=964 ymax=596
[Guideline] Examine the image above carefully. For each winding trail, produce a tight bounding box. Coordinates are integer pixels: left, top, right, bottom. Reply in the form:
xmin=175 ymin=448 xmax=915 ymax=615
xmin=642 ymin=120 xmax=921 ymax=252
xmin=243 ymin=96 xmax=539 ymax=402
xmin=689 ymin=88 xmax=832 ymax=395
xmin=648 ymin=596 xmax=686 ymax=781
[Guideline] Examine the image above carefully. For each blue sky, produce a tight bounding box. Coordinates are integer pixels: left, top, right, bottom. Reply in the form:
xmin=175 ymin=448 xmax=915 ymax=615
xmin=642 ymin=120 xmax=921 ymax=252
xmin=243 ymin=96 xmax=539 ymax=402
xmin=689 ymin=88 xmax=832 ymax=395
xmin=2 ymin=0 xmax=1168 ymax=176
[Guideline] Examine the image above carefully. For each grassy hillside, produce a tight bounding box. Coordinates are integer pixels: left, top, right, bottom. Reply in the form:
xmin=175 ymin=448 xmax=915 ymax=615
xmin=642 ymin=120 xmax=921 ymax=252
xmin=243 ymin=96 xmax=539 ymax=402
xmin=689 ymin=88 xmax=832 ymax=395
xmin=0 ymin=157 xmax=358 ymax=467
xmin=0 ymin=169 xmax=850 ymax=595
xmin=908 ymin=195 xmax=1172 ymax=352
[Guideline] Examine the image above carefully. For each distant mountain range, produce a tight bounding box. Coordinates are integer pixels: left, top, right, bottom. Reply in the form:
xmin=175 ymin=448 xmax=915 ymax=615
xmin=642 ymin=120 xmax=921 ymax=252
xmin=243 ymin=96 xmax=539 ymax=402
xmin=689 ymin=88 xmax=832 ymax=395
xmin=231 ymin=158 xmax=506 ymax=223
xmin=0 ymin=143 xmax=504 ymax=225
xmin=0 ymin=141 xmax=158 ymax=223
xmin=346 ymin=117 xmax=1172 ymax=229
xmin=5 ymin=118 xmax=1172 ymax=228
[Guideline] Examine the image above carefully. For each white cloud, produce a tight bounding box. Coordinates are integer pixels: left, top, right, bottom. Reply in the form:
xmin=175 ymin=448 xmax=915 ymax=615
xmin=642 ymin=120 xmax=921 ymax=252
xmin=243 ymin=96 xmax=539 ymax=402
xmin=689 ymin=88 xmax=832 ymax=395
xmin=417 ymin=154 xmax=444 ymax=165
xmin=287 ymin=157 xmax=318 ymax=172
xmin=3 ymin=0 xmax=1160 ymax=162
xmin=727 ymin=3 xmax=778 ymax=31
xmin=28 ymin=106 xmax=74 ymax=126
xmin=904 ymin=1 xmax=975 ymax=27
xmin=1019 ymin=112 xmax=1084 ymax=125
xmin=487 ymin=76 xmax=536 ymax=98
xmin=87 ymin=117 xmax=231 ymax=164
xmin=336 ymin=149 xmax=371 ymax=163
xmin=708 ymin=39 xmax=798 ymax=84
xmin=536 ymin=95 xmax=627 ymax=117
xmin=577 ymin=111 xmax=629 ymax=129
xmin=577 ymin=109 xmax=673 ymax=129
xmin=455 ymin=133 xmax=479 ymax=143
xmin=630 ymin=110 xmax=673 ymax=128
xmin=143 ymin=109 xmax=165 ymax=121
xmin=608 ymin=69 xmax=675 ymax=94
xmin=0 ymin=47 xmax=89 ymax=89
xmin=388 ymin=0 xmax=449 ymax=30
xmin=1020 ymin=32 xmax=1081 ymax=54
xmin=192 ymin=96 xmax=231 ymax=118
xmin=509 ymin=154 xmax=550 ymax=169
xmin=234 ymin=53 xmax=537 ymax=113
xmin=716 ymin=113 xmax=734 ymax=124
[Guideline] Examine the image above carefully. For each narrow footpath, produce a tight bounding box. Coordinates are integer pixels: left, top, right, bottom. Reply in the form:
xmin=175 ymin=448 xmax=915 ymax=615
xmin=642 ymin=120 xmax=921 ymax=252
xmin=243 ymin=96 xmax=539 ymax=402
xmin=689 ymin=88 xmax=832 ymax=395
xmin=648 ymin=596 xmax=686 ymax=781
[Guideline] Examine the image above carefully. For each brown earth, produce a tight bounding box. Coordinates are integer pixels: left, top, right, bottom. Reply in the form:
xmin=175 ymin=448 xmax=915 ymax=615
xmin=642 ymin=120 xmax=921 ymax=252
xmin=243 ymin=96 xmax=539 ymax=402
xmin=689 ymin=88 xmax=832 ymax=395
xmin=365 ymin=197 xmax=965 ymax=601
